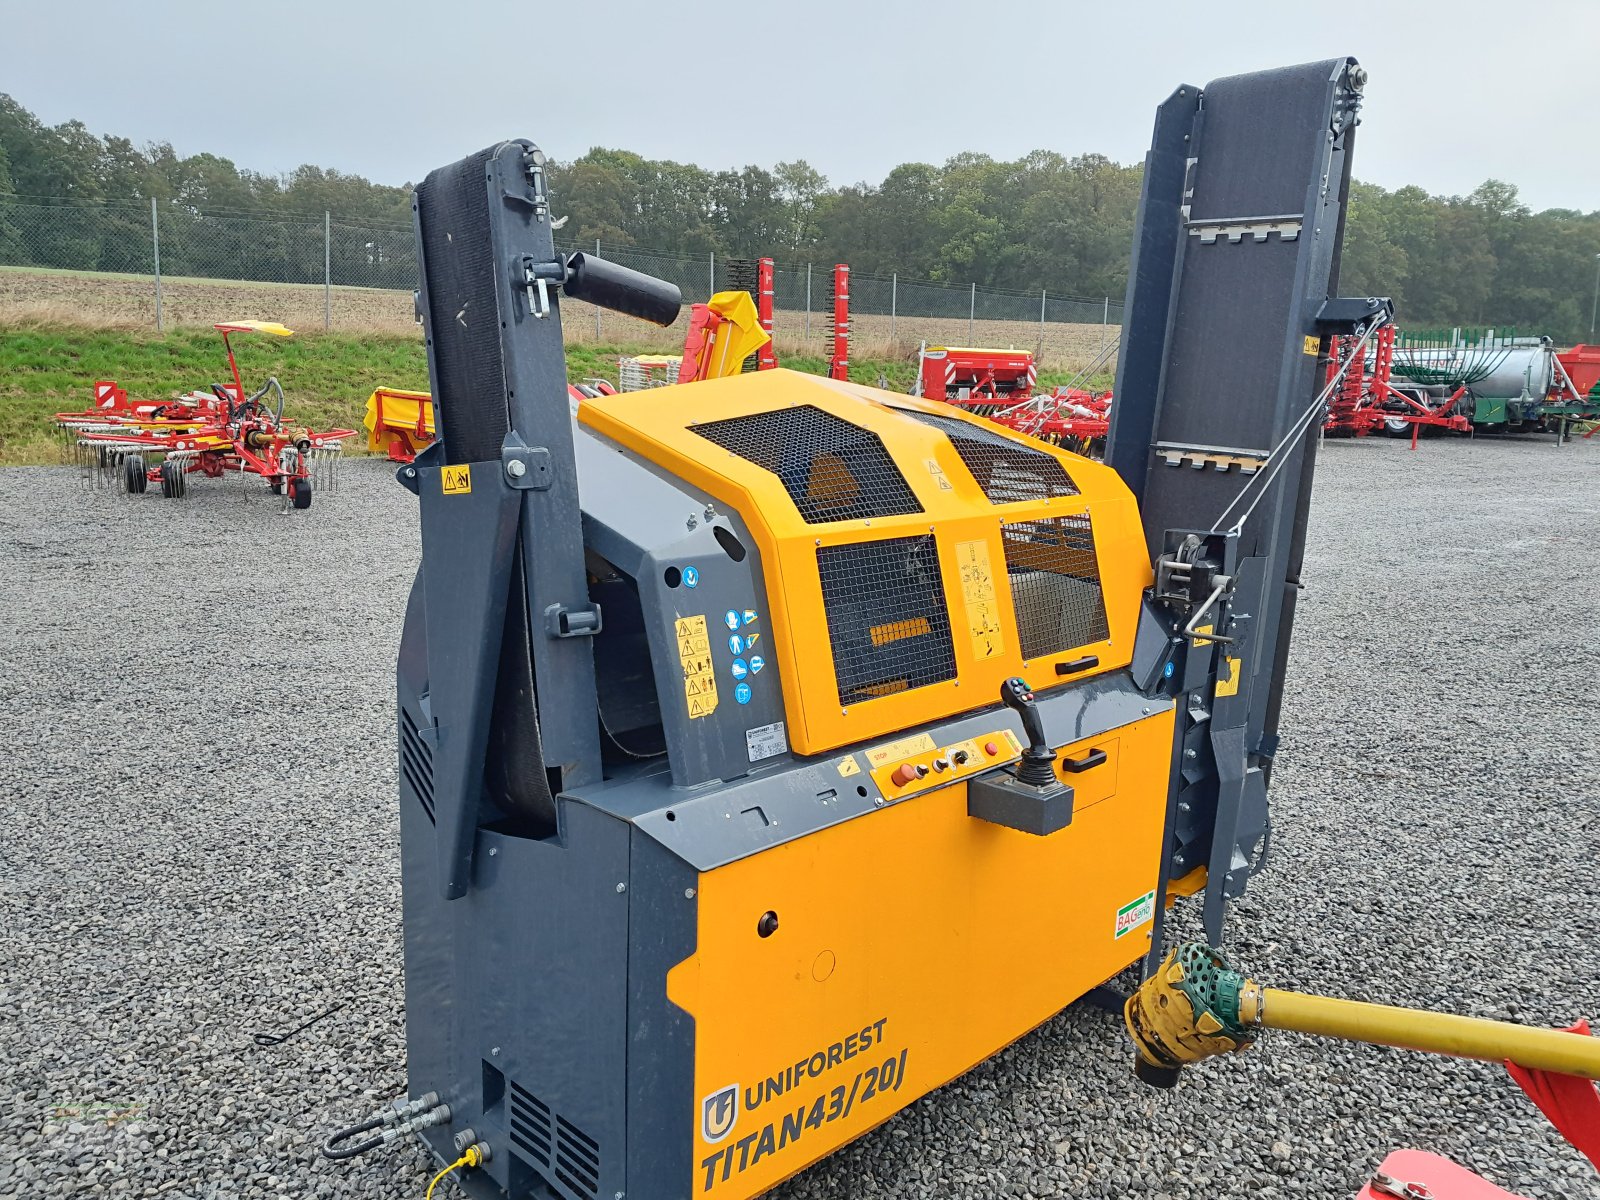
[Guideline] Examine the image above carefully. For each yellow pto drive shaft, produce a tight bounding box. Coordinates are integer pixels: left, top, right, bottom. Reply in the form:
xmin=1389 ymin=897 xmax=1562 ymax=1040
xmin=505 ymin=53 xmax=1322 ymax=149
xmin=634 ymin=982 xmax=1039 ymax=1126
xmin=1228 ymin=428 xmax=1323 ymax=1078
xmin=1126 ymin=943 xmax=1600 ymax=1088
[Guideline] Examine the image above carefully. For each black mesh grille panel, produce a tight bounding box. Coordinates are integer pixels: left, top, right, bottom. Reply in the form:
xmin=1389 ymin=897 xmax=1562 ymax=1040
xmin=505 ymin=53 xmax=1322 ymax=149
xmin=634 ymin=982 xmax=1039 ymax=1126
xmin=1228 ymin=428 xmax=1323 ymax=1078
xmin=818 ymin=536 xmax=956 ymax=704
xmin=1002 ymin=516 xmax=1110 ymax=659
xmin=690 ymin=405 xmax=922 ymax=524
xmin=895 ymin=407 xmax=1080 ymax=503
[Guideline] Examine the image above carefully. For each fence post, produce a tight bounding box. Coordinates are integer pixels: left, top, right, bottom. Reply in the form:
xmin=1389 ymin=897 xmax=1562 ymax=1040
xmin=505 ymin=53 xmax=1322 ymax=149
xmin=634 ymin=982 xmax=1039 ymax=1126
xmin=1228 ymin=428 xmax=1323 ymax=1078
xmin=709 ymin=251 xmax=715 ymax=301
xmin=1039 ymin=288 xmax=1046 ymax=355
xmin=968 ymin=283 xmax=975 ymax=343
xmin=890 ymin=273 xmax=897 ymax=345
xmin=805 ymin=263 xmax=812 ymax=342
xmin=595 ymin=238 xmax=602 ymax=341
xmin=150 ymin=197 xmax=163 ymax=333
xmin=1101 ymin=296 xmax=1109 ymax=354
xmin=323 ymin=212 xmax=332 ymax=332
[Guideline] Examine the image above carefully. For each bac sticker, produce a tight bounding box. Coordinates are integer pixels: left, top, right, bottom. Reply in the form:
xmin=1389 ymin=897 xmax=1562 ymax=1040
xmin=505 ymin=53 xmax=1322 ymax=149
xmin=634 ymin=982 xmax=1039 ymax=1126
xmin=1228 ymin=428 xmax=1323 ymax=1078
xmin=730 ymin=658 xmax=749 ymax=680
xmin=724 ymin=610 xmax=741 ymax=631
xmin=675 ymin=614 xmax=718 ymax=719
xmin=746 ymin=721 xmax=787 ymax=762
xmin=1115 ymin=890 xmax=1157 ymax=939
xmin=728 ymin=634 xmax=744 ymax=655
xmin=441 ymin=464 xmax=472 ymax=495
xmin=734 ymin=682 xmax=752 ymax=705
xmin=742 ymin=609 xmax=759 ymax=626
xmin=683 ymin=566 xmax=700 ymax=588
xmin=748 ymin=655 xmax=765 ymax=675
xmin=743 ymin=632 xmax=760 ymax=651
xmin=955 ymin=539 xmax=1004 ymax=660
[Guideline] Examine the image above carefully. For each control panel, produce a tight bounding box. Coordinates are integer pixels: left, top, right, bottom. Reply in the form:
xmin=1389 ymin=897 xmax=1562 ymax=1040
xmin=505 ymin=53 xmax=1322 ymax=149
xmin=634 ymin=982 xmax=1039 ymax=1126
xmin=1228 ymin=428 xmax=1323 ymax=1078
xmin=866 ymin=728 xmax=1024 ymax=801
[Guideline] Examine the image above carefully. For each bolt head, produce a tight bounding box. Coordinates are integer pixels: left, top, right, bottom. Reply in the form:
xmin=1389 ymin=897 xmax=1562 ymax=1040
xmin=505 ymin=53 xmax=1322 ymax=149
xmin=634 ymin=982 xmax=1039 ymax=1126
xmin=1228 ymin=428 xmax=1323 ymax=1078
xmin=684 ymin=888 xmax=696 ymax=899
xmin=616 ymin=882 xmax=627 ymax=894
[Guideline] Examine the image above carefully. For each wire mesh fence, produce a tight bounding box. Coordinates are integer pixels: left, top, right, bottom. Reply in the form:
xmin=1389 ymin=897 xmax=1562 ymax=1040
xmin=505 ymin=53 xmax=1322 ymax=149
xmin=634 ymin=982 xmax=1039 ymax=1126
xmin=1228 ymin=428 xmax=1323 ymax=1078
xmin=0 ymin=196 xmax=1124 ymax=372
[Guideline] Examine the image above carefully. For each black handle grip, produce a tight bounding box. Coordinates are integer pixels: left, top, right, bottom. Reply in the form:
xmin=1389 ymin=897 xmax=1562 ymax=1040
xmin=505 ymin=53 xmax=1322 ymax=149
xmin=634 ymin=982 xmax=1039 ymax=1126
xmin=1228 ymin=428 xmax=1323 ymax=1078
xmin=999 ymin=677 xmax=1047 ymax=749
xmin=563 ymin=252 xmax=682 ymax=327
xmin=1055 ymin=655 xmax=1100 ymax=676
xmin=1062 ymin=748 xmax=1107 ymax=774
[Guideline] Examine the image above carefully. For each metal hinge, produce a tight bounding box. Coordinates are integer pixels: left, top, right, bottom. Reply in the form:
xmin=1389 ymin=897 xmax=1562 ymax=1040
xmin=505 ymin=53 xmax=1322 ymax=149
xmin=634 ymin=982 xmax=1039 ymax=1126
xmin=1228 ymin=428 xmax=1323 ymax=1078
xmin=1185 ymin=214 xmax=1302 ymax=245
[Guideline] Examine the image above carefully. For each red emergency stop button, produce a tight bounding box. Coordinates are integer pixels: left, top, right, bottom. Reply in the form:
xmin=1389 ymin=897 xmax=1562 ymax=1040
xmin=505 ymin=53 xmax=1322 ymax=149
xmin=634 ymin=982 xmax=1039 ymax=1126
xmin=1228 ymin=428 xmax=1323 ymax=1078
xmin=984 ymin=741 xmax=1000 ymax=757
xmin=891 ymin=763 xmax=921 ymax=787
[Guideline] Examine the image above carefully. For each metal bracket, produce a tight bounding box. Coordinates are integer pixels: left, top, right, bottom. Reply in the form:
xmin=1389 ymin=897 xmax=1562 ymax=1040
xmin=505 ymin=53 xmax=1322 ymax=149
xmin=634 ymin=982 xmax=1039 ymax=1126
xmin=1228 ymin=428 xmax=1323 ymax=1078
xmin=502 ymin=444 xmax=552 ymax=490
xmin=518 ymin=255 xmax=568 ymax=320
xmin=544 ymin=603 xmax=603 ymax=639
xmin=1185 ymin=214 xmax=1302 ymax=245
xmin=1314 ymin=295 xmax=1395 ymax=338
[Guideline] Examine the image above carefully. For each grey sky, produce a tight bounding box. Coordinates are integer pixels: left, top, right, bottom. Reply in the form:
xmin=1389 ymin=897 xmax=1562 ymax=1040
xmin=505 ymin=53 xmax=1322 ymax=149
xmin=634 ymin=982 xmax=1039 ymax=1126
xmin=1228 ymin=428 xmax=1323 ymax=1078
xmin=3 ymin=0 xmax=1595 ymax=213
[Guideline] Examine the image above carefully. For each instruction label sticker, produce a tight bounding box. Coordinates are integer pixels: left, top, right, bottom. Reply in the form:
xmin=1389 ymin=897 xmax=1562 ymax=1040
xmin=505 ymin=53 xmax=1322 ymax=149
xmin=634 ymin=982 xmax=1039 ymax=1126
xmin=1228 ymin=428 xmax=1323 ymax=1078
xmin=1302 ymin=335 xmax=1321 ymax=357
xmin=676 ymin=614 xmax=718 ymax=719
xmin=1115 ymin=890 xmax=1156 ymax=939
xmin=746 ymin=721 xmax=788 ymax=762
xmin=955 ymin=539 xmax=1004 ymax=660
xmin=864 ymin=732 xmax=936 ymax=770
xmin=441 ymin=464 xmax=472 ymax=494
xmin=836 ymin=756 xmax=861 ymax=778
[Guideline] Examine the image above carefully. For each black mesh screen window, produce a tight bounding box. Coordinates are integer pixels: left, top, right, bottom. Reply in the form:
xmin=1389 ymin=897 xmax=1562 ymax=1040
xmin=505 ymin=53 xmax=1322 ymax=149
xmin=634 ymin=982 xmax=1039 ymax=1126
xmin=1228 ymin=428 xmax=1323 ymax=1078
xmin=817 ymin=536 xmax=957 ymax=704
xmin=894 ymin=407 xmax=1080 ymax=504
xmin=689 ymin=405 xmax=923 ymax=524
xmin=1002 ymin=516 xmax=1110 ymax=660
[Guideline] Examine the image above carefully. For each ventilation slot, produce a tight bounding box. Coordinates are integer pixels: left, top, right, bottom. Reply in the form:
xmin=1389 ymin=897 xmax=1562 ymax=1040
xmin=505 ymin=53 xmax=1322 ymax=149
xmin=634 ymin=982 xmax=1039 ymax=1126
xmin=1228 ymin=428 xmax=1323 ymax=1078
xmin=507 ymin=1082 xmax=603 ymax=1199
xmin=895 ymin=407 xmax=1079 ymax=503
xmin=508 ymin=1081 xmax=552 ymax=1162
xmin=555 ymin=1115 xmax=601 ymax=1198
xmin=689 ymin=405 xmax=923 ymax=524
xmin=400 ymin=707 xmax=435 ymax=823
xmin=1002 ymin=516 xmax=1110 ymax=660
xmin=818 ymin=536 xmax=957 ymax=704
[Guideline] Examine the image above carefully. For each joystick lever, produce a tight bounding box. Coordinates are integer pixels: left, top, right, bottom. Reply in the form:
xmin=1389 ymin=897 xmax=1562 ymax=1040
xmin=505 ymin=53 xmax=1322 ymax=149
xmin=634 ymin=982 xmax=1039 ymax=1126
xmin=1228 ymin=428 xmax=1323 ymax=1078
xmin=1000 ymin=677 xmax=1057 ymax=787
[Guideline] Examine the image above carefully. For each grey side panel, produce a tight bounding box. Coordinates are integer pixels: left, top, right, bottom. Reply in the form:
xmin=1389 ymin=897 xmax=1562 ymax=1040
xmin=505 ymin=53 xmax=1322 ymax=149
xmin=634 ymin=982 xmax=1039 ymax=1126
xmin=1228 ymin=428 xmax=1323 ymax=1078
xmin=578 ymin=427 xmax=789 ymax=788
xmin=626 ymin=833 xmax=700 ymax=1199
xmin=401 ymin=793 xmax=632 ymax=1200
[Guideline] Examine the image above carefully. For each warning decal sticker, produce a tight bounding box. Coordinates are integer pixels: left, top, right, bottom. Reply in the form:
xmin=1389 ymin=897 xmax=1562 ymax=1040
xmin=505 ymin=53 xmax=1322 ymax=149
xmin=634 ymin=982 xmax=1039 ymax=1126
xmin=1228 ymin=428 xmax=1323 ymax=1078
xmin=955 ymin=539 xmax=1004 ymax=660
xmin=676 ymin=614 xmax=719 ymax=719
xmin=441 ymin=464 xmax=472 ymax=494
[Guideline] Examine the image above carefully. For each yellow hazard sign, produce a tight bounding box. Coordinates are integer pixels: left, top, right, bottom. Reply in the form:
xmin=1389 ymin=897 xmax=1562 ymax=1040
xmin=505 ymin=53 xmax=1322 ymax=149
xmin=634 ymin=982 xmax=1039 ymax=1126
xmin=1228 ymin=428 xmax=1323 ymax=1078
xmin=955 ymin=539 xmax=1004 ymax=660
xmin=925 ymin=458 xmax=954 ymax=491
xmin=441 ymin=464 xmax=472 ymax=494
xmin=675 ymin=614 xmax=718 ymax=719
xmin=1303 ymin=335 xmax=1321 ymax=357
xmin=836 ymin=756 xmax=861 ymax=778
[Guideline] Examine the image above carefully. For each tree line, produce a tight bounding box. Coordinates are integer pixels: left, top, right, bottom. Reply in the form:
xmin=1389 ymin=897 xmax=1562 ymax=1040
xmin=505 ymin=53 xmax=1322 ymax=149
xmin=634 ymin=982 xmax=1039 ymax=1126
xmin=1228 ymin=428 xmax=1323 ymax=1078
xmin=3 ymin=93 xmax=1598 ymax=342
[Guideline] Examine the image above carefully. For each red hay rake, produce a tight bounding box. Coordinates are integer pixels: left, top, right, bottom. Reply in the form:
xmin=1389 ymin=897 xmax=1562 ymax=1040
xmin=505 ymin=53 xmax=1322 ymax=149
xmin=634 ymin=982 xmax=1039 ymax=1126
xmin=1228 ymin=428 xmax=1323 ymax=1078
xmin=58 ymin=322 xmax=354 ymax=510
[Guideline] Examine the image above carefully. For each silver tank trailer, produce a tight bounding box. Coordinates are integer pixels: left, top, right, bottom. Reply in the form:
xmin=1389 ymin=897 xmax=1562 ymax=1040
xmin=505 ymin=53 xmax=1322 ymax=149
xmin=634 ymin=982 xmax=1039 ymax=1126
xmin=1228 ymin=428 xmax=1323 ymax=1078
xmin=1392 ymin=335 xmax=1554 ymax=399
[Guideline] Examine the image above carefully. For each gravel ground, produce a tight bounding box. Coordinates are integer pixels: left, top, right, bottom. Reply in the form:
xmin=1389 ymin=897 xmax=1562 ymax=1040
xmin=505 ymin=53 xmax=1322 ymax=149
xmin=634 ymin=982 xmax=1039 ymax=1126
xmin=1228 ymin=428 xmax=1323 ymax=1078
xmin=1 ymin=435 xmax=1597 ymax=1200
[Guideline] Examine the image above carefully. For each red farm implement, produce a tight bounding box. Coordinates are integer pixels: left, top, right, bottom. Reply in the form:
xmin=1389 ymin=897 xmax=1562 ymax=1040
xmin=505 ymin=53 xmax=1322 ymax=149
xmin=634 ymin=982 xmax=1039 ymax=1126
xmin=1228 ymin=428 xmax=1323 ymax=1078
xmin=913 ymin=345 xmax=1037 ymax=406
xmin=58 ymin=322 xmax=354 ymax=509
xmin=915 ymin=343 xmax=1115 ymax=456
